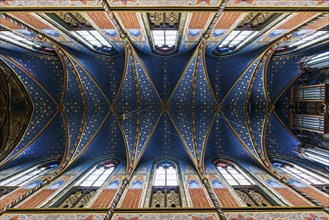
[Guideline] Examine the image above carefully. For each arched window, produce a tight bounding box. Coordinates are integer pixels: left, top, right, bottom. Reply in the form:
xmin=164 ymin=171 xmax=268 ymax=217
xmin=298 ymin=145 xmax=329 ymax=167
xmin=0 ymin=162 xmax=58 ymax=198
xmin=150 ymin=160 xmax=181 ymax=208
xmin=44 ymin=13 xmax=115 ymax=55
xmin=147 ymin=12 xmax=180 ymax=55
xmin=53 ymin=159 xmax=117 ymax=208
xmin=283 ymin=31 xmax=328 ymax=53
xmin=214 ymin=12 xmax=281 ymax=56
xmin=215 ymin=160 xmax=278 ymax=207
xmin=0 ymin=28 xmax=54 ymax=54
xmin=274 ymin=161 xmax=329 ymax=193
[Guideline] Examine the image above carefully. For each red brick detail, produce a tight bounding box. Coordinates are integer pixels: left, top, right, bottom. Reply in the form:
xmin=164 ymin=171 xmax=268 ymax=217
xmin=188 ymin=12 xmax=212 ymax=29
xmin=0 ymin=189 xmax=29 ymax=210
xmin=303 ymin=15 xmax=329 ymax=30
xmin=9 ymin=13 xmax=51 ymax=29
xmin=119 ymin=189 xmax=143 ymax=208
xmin=276 ymin=13 xmax=320 ymax=30
xmin=116 ymin=12 xmax=140 ymax=29
xmin=215 ymin=12 xmax=243 ymax=29
xmin=274 ymin=188 xmax=313 ymax=206
xmin=300 ymin=187 xmax=329 ymax=206
xmin=17 ymin=189 xmax=56 ymax=208
xmin=90 ymin=189 xmax=117 ymax=208
xmin=214 ymin=188 xmax=240 ymax=207
xmin=86 ymin=12 xmax=114 ymax=29
xmin=189 ymin=188 xmax=211 ymax=207
xmin=0 ymin=17 xmax=22 ymax=30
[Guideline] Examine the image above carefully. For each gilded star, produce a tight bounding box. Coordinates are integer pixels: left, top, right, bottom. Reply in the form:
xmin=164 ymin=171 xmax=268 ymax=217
xmin=234 ymin=0 xmax=254 ymax=4
xmin=196 ymin=0 xmax=211 ymax=5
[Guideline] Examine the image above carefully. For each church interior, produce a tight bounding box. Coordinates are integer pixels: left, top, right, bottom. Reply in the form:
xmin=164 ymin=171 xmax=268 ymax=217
xmin=0 ymin=0 xmax=328 ymax=219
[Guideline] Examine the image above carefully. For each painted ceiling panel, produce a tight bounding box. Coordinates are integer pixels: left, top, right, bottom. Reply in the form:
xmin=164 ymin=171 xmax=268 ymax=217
xmin=169 ymin=55 xmax=197 ymax=159
xmin=137 ymin=49 xmax=194 ymax=102
xmin=6 ymin=113 xmax=66 ymax=168
xmin=64 ymin=49 xmax=125 ymax=103
xmin=77 ymin=112 xmax=126 ymax=163
xmin=221 ymin=57 xmax=262 ymax=161
xmin=193 ymin=55 xmax=216 ymax=158
xmin=0 ymin=56 xmax=57 ymax=166
xmin=246 ymin=63 xmax=267 ymax=160
xmin=140 ymin=112 xmax=192 ymax=164
xmin=206 ymin=48 xmax=262 ymax=102
xmin=0 ymin=4 xmax=327 ymax=181
xmin=274 ymin=89 xmax=291 ymax=132
xmin=63 ymin=56 xmax=86 ymax=164
xmin=266 ymin=54 xmax=304 ymax=103
xmin=134 ymin=58 xmax=162 ymax=162
xmin=265 ymin=112 xmax=300 ymax=160
xmin=68 ymin=58 xmax=111 ymax=162
xmin=205 ymin=112 xmax=256 ymax=163
xmin=2 ymin=50 xmax=64 ymax=103
xmin=116 ymin=55 xmax=138 ymax=161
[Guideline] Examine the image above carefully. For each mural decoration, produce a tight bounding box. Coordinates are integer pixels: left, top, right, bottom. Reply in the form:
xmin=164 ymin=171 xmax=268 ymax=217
xmin=0 ymin=0 xmax=101 ymax=7
xmin=227 ymin=0 xmax=329 ymax=7
xmin=119 ymin=163 xmax=150 ymax=208
xmin=1 ymin=214 xmax=106 ymax=219
xmin=112 ymin=213 xmax=219 ymax=220
xmin=0 ymin=56 xmax=58 ymax=167
xmin=225 ymin=212 xmax=329 ymax=219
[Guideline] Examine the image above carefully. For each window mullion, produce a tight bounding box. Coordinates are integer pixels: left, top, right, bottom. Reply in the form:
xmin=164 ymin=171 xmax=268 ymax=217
xmin=165 ymin=168 xmax=167 ymax=186
xmin=71 ymin=189 xmax=87 ymax=208
xmin=228 ymin=33 xmax=238 ymax=45
xmin=244 ymin=187 xmax=260 ymax=206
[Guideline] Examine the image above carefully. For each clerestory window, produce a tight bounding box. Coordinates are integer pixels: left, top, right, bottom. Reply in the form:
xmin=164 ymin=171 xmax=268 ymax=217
xmin=53 ymin=160 xmax=117 ymax=208
xmin=215 ymin=160 xmax=278 ymax=207
xmin=150 ymin=160 xmax=181 ymax=208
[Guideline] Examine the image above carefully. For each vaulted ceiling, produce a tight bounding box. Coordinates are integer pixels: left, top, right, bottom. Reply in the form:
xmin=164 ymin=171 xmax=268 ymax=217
xmin=0 ymin=0 xmax=328 ymax=177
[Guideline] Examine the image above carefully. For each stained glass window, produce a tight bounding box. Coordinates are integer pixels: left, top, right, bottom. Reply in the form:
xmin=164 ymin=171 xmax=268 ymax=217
xmin=0 ymin=164 xmax=56 ymax=187
xmin=54 ymin=160 xmax=117 ymax=208
xmin=0 ymin=163 xmax=57 ymax=198
xmin=277 ymin=163 xmax=328 ymax=185
xmin=151 ymin=161 xmax=181 ymax=208
xmin=217 ymin=30 xmax=259 ymax=52
xmin=154 ymin=162 xmax=178 ymax=186
xmin=215 ymin=160 xmax=277 ymax=207
xmin=76 ymin=30 xmax=112 ymax=51
xmin=0 ymin=30 xmax=53 ymax=53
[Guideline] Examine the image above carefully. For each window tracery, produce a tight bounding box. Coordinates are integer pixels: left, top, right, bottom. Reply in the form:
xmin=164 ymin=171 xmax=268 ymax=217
xmin=274 ymin=162 xmax=329 ymax=194
xmin=215 ymin=160 xmax=277 ymax=207
xmin=150 ymin=161 xmax=181 ymax=208
xmin=0 ymin=162 xmax=58 ymax=198
xmin=148 ymin=12 xmax=180 ymax=55
xmin=44 ymin=12 xmax=114 ymax=54
xmin=214 ymin=12 xmax=281 ymax=55
xmin=54 ymin=160 xmax=117 ymax=208
xmin=0 ymin=27 xmax=53 ymax=54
